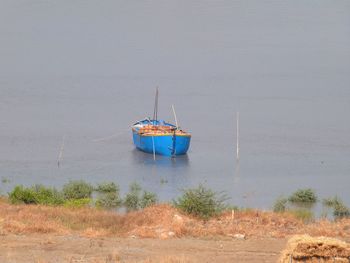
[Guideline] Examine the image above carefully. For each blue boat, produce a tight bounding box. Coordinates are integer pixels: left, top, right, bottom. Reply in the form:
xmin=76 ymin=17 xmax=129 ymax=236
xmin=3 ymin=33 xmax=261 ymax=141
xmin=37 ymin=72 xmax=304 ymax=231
xmin=132 ymin=90 xmax=191 ymax=156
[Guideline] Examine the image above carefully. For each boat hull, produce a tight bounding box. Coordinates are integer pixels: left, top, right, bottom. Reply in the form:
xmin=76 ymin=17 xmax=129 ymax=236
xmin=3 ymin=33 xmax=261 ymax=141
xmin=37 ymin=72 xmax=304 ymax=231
xmin=132 ymin=131 xmax=190 ymax=156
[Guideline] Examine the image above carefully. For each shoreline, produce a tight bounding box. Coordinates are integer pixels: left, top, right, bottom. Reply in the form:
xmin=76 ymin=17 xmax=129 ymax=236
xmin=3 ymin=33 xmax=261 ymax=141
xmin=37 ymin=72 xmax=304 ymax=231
xmin=1 ymin=199 xmax=349 ymax=262
xmin=1 ymin=198 xmax=349 ymax=240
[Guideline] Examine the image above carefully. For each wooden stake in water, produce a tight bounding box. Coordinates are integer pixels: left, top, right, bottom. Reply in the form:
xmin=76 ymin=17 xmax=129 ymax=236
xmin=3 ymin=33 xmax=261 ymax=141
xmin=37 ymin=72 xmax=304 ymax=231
xmin=57 ymin=135 xmax=65 ymax=167
xmin=171 ymin=104 xmax=179 ymax=129
xmin=236 ymin=112 xmax=240 ymax=161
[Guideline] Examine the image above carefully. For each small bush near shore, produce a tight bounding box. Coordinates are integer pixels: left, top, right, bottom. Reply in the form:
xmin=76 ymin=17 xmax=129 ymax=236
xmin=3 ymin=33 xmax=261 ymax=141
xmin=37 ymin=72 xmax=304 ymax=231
xmin=273 ymin=197 xmax=288 ymax=213
xmin=95 ymin=182 xmax=118 ymax=193
xmin=124 ymin=183 xmax=158 ymax=211
xmin=140 ymin=191 xmax=158 ymax=209
xmin=7 ymin=181 xmax=157 ymax=212
xmin=96 ymin=192 xmax=122 ymax=209
xmin=124 ymin=182 xmax=142 ymax=211
xmin=322 ymin=196 xmax=348 ymax=210
xmin=9 ymin=185 xmax=64 ymax=205
xmin=323 ymin=196 xmax=350 ymax=219
xmin=173 ymin=185 xmax=228 ymax=220
xmin=288 ymin=188 xmax=317 ymax=204
xmin=63 ymin=180 xmax=93 ymax=200
xmin=31 ymin=185 xmax=65 ymax=205
xmin=333 ymin=204 xmax=350 ymax=218
xmin=334 ymin=203 xmax=350 ymax=218
xmin=95 ymin=182 xmax=123 ymax=209
xmin=272 ymin=189 xmax=317 ymax=220
xmin=9 ymin=186 xmax=36 ymax=204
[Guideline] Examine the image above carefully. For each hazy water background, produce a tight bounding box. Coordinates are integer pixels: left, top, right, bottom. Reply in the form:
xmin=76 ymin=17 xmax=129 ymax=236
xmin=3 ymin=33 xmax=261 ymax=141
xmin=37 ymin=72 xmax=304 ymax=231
xmin=0 ymin=0 xmax=349 ymax=210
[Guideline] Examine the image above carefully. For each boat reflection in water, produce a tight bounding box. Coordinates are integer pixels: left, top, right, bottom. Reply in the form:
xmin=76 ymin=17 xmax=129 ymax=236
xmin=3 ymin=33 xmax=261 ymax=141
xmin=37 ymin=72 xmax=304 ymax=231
xmin=131 ymin=148 xmax=190 ymax=168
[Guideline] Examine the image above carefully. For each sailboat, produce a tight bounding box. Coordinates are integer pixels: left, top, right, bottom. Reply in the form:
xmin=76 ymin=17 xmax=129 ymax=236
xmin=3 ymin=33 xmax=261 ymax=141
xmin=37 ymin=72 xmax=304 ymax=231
xmin=131 ymin=89 xmax=191 ymax=157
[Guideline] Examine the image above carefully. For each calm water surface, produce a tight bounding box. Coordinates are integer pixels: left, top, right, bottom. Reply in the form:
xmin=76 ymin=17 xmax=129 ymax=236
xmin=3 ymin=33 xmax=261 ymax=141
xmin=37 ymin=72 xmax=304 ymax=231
xmin=0 ymin=1 xmax=349 ymax=210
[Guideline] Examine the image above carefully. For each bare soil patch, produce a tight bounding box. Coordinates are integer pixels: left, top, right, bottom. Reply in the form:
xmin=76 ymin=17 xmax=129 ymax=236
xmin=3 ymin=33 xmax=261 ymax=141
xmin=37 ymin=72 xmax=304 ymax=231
xmin=0 ymin=234 xmax=286 ymax=263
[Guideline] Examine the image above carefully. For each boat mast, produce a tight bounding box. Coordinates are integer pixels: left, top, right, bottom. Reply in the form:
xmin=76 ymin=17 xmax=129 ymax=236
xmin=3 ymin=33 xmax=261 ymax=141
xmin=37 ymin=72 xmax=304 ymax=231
xmin=171 ymin=104 xmax=179 ymax=129
xmin=153 ymin=87 xmax=159 ymax=124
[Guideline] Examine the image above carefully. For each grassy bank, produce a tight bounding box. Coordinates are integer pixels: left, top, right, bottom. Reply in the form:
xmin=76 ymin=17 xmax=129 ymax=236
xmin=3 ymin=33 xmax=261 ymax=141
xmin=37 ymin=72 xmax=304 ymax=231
xmin=7 ymin=181 xmax=157 ymax=211
xmin=0 ymin=197 xmax=350 ymax=240
xmin=1 ymin=182 xmax=349 ymax=241
xmin=6 ymin=182 xmax=350 ymax=222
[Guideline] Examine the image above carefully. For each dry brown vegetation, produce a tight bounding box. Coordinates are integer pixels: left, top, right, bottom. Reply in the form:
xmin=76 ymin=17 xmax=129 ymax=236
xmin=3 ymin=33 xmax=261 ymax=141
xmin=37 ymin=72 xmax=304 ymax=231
xmin=280 ymin=235 xmax=350 ymax=262
xmin=1 ymin=198 xmax=350 ymax=240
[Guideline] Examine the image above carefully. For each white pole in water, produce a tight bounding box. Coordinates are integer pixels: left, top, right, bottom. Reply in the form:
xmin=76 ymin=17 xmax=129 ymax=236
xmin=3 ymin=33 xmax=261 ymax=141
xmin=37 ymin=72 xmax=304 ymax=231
xmin=151 ymin=135 xmax=156 ymax=161
xmin=171 ymin=104 xmax=179 ymax=129
xmin=236 ymin=112 xmax=240 ymax=161
xmin=57 ymin=134 xmax=66 ymax=167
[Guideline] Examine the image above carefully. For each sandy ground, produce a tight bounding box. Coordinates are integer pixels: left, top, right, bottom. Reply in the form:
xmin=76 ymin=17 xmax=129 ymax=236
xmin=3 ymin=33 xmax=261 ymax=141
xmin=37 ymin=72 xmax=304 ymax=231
xmin=0 ymin=234 xmax=286 ymax=263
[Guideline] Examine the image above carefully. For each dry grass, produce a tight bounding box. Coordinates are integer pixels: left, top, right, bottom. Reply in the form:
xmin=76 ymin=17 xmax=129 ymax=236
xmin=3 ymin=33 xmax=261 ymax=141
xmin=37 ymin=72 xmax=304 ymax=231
xmin=279 ymin=235 xmax=350 ymax=263
xmin=1 ymin=198 xmax=350 ymax=240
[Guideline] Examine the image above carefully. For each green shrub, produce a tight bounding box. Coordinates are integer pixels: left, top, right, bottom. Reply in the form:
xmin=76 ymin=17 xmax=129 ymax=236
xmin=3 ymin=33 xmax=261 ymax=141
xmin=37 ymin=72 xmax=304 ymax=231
xmin=140 ymin=191 xmax=158 ymax=209
xmin=333 ymin=203 xmax=350 ymax=218
xmin=173 ymin=185 xmax=228 ymax=220
xmin=95 ymin=182 xmax=118 ymax=193
xmin=323 ymin=196 xmax=350 ymax=219
xmin=63 ymin=198 xmax=92 ymax=208
xmin=323 ymin=196 xmax=342 ymax=207
xmin=95 ymin=182 xmax=122 ymax=209
xmin=95 ymin=192 xmax=122 ymax=209
xmin=9 ymin=186 xmax=37 ymax=204
xmin=62 ymin=180 xmax=93 ymax=200
xmin=124 ymin=182 xmax=142 ymax=211
xmin=8 ymin=185 xmax=64 ymax=205
xmin=273 ymin=196 xmax=288 ymax=213
xmin=288 ymin=188 xmax=317 ymax=204
xmin=31 ymin=185 xmax=64 ymax=205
